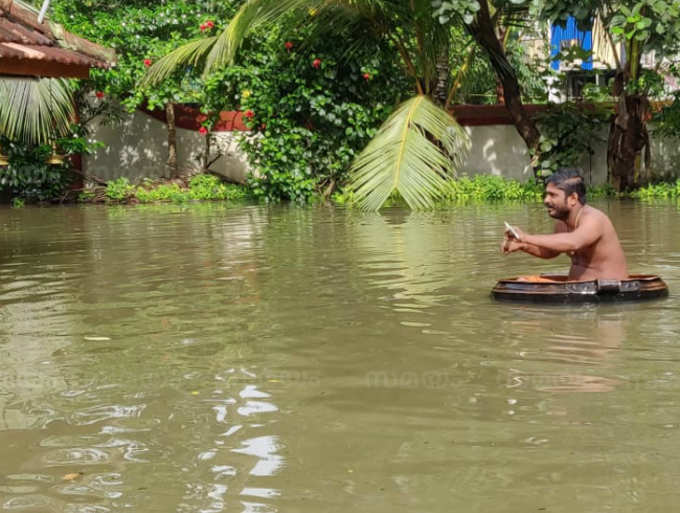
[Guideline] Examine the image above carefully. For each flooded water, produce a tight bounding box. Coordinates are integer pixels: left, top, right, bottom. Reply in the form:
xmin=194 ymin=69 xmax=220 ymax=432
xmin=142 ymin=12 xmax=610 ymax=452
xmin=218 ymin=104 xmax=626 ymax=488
xmin=1 ymin=200 xmax=679 ymax=512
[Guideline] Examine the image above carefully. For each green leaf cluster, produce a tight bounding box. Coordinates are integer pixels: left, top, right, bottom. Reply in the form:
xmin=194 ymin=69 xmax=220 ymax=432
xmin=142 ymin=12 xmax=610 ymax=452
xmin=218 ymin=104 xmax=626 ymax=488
xmin=102 ymin=174 xmax=250 ymax=204
xmin=442 ymin=175 xmax=544 ymax=202
xmin=631 ymin=179 xmax=680 ymax=199
xmin=224 ymin=25 xmax=410 ymax=203
xmin=0 ymin=139 xmax=72 ymax=202
xmin=530 ymin=103 xmax=610 ymax=176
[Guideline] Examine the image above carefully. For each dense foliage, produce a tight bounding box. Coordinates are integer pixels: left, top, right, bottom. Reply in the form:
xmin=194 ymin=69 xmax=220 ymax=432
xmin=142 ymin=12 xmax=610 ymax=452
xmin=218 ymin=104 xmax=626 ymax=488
xmin=202 ymin=25 xmax=410 ymax=202
xmin=51 ymin=0 xmax=238 ymax=111
xmin=532 ymin=103 xmax=610 ymax=176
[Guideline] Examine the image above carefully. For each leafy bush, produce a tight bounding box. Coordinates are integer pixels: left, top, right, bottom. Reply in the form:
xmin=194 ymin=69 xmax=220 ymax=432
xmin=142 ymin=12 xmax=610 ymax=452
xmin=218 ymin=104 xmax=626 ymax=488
xmin=442 ymin=175 xmax=544 ymax=202
xmin=532 ymin=103 xmax=610 ymax=177
xmin=103 ymin=175 xmax=252 ymax=204
xmin=135 ymin=183 xmax=186 ymax=203
xmin=631 ymin=180 xmax=680 ymax=199
xmin=201 ymin=24 xmax=409 ymax=203
xmin=0 ymin=139 xmax=72 ymax=202
xmin=105 ymin=177 xmax=135 ymax=201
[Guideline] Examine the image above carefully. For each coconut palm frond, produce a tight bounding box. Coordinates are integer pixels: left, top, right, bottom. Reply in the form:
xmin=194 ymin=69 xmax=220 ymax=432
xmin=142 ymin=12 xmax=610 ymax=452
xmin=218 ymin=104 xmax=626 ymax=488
xmin=348 ymin=95 xmax=469 ymax=211
xmin=141 ymin=36 xmax=219 ymax=87
xmin=203 ymin=0 xmax=317 ymax=76
xmin=0 ymin=77 xmax=74 ymax=144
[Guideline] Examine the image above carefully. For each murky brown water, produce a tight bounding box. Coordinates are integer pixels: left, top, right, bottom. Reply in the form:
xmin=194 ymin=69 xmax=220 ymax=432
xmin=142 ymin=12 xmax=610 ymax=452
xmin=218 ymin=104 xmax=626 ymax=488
xmin=1 ymin=200 xmax=679 ymax=512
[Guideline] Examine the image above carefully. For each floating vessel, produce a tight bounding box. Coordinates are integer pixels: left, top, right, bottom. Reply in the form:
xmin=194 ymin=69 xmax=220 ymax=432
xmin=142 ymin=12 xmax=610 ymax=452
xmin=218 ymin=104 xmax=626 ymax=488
xmin=492 ymin=274 xmax=668 ymax=303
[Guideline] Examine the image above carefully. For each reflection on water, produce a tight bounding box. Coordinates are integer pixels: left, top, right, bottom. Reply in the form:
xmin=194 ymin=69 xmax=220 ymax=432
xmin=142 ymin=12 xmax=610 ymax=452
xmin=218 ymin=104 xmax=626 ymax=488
xmin=1 ymin=201 xmax=680 ymax=512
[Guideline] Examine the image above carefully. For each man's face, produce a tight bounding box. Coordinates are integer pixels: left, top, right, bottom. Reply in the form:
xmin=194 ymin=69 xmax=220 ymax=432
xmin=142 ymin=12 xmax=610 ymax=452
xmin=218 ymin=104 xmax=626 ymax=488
xmin=544 ymin=183 xmax=572 ymax=220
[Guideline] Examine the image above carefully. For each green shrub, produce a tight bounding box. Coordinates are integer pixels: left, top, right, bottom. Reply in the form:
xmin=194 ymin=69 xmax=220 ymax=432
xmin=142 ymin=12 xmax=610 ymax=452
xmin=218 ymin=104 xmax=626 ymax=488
xmin=631 ymin=180 xmax=680 ymax=199
xmin=200 ymin=24 xmax=409 ymax=203
xmin=188 ymin=174 xmax=223 ymax=200
xmin=135 ymin=183 xmax=185 ymax=203
xmin=105 ymin=177 xmax=135 ymax=201
xmin=132 ymin=175 xmax=249 ymax=204
xmin=531 ymin=103 xmax=610 ymax=178
xmin=0 ymin=139 xmax=72 ymax=202
xmin=442 ymin=175 xmax=544 ymax=202
xmin=77 ymin=190 xmax=95 ymax=202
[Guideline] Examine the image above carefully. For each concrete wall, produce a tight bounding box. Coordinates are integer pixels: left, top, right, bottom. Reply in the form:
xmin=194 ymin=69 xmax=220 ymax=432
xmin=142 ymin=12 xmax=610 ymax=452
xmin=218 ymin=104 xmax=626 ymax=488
xmin=84 ymin=110 xmax=249 ymax=184
xmin=85 ymin=110 xmax=680 ymax=186
xmin=462 ymin=124 xmax=680 ymax=185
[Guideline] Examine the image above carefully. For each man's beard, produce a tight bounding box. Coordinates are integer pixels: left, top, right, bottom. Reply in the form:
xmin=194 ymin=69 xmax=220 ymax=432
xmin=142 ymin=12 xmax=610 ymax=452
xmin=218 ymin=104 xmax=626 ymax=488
xmin=547 ymin=203 xmax=570 ymax=220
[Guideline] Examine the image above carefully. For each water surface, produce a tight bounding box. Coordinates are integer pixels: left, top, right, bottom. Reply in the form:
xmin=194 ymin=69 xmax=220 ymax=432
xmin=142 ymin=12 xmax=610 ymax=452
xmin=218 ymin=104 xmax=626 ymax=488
xmin=1 ymin=201 xmax=679 ymax=512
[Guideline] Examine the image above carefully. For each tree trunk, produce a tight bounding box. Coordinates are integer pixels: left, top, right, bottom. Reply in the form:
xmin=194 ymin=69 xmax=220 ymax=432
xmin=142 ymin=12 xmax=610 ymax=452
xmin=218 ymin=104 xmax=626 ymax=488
xmin=496 ymin=80 xmax=505 ymax=105
xmin=606 ymin=42 xmax=649 ymax=191
xmin=433 ymin=46 xmax=450 ymax=107
xmin=202 ymin=132 xmax=211 ymax=173
xmin=607 ymin=91 xmax=650 ymax=191
xmin=469 ymin=4 xmax=541 ymax=171
xmin=495 ymin=26 xmax=508 ymax=105
xmin=165 ymin=102 xmax=178 ymax=178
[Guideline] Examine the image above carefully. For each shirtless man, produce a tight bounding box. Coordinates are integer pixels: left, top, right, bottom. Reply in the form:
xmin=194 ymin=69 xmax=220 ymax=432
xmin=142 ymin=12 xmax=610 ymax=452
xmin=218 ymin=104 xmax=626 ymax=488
xmin=502 ymin=168 xmax=628 ymax=280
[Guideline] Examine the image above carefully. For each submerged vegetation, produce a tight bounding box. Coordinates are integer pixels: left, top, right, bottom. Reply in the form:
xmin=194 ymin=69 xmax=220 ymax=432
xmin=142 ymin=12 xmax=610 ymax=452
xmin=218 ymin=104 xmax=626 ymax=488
xmin=90 ymin=175 xmax=251 ymax=204
xmin=88 ymin=174 xmax=633 ymax=207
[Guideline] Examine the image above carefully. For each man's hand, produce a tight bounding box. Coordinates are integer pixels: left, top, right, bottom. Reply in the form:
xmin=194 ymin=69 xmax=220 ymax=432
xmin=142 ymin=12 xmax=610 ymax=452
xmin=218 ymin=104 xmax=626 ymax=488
xmin=505 ymin=225 xmax=526 ymax=242
xmin=501 ymin=237 xmax=524 ymax=255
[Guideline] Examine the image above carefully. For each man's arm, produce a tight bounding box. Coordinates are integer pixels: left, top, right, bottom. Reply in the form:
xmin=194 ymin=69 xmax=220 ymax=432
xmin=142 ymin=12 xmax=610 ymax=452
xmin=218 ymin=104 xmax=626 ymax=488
xmin=522 ymin=216 xmax=601 ymax=253
xmin=503 ymin=239 xmax=560 ymax=258
xmin=502 ymin=220 xmax=567 ymax=258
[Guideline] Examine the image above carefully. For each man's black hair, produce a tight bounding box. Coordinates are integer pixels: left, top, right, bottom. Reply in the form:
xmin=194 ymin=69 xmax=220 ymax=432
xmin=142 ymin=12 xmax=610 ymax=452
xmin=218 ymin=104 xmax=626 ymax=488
xmin=546 ymin=168 xmax=586 ymax=204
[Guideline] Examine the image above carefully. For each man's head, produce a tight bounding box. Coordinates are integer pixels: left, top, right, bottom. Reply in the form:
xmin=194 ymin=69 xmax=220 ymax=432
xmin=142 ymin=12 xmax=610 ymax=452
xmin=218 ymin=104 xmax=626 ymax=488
xmin=543 ymin=168 xmax=586 ymax=220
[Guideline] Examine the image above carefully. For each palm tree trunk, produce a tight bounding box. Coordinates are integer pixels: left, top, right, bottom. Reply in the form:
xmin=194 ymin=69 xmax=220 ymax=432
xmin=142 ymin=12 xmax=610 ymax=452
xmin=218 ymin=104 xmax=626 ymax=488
xmin=468 ymin=3 xmax=541 ymax=172
xmin=165 ymin=102 xmax=178 ymax=178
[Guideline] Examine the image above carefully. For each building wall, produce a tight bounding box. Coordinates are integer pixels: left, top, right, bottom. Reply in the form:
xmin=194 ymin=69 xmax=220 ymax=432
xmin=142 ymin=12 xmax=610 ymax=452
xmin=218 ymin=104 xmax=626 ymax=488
xmin=84 ymin=110 xmax=249 ymax=184
xmin=84 ymin=109 xmax=680 ymax=187
xmin=461 ymin=125 xmax=608 ymax=185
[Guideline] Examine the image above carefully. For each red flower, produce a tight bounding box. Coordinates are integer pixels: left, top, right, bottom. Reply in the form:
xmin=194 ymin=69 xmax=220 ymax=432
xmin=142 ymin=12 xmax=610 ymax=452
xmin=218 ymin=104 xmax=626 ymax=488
xmin=285 ymin=41 xmax=294 ymax=50
xmin=143 ymin=58 xmax=152 ymax=67
xmin=200 ymin=23 xmax=207 ymax=31
xmin=312 ymin=58 xmax=322 ymax=69
xmin=198 ymin=126 xmax=208 ymax=135
xmin=95 ymin=91 xmax=105 ymax=98
xmin=363 ymin=72 xmax=371 ymax=81
xmin=244 ymin=110 xmax=255 ymax=119
xmin=206 ymin=20 xmax=214 ymax=29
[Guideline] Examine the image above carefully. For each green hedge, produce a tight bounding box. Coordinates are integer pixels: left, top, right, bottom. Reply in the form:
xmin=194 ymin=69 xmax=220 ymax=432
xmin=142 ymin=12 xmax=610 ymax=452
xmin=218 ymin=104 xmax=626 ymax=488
xmin=91 ymin=174 xmax=680 ymax=206
xmin=90 ymin=175 xmax=251 ymax=204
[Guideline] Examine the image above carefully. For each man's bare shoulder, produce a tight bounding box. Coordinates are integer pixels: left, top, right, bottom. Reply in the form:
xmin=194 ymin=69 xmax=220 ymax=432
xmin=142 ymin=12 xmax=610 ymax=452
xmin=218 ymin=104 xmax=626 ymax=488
xmin=582 ymin=205 xmax=612 ymax=226
xmin=584 ymin=205 xmax=605 ymax=217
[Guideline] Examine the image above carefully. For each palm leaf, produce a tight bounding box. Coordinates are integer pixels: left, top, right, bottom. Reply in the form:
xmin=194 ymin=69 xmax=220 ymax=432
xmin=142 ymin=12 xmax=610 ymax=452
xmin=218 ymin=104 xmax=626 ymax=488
xmin=348 ymin=95 xmax=469 ymax=211
xmin=0 ymin=78 xmax=74 ymax=144
xmin=141 ymin=37 xmax=219 ymax=87
xmin=203 ymin=0 xmax=314 ymax=75
xmin=142 ymin=0 xmax=316 ymax=85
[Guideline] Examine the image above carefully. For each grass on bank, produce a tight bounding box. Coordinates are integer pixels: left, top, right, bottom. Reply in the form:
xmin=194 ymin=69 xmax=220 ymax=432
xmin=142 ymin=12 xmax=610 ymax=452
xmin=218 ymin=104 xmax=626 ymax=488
xmin=334 ymin=175 xmax=618 ymax=206
xmin=82 ymin=174 xmax=251 ymax=204
xmin=78 ymin=173 xmax=679 ymax=207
